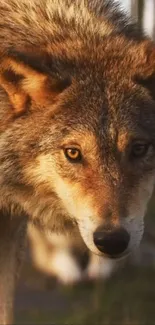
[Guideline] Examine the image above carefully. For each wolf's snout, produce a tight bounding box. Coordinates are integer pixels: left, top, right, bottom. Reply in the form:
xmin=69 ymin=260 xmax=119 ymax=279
xmin=93 ymin=226 xmax=130 ymax=257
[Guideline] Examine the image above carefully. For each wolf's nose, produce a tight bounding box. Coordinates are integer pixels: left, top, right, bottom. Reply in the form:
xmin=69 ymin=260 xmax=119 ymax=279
xmin=93 ymin=226 xmax=130 ymax=257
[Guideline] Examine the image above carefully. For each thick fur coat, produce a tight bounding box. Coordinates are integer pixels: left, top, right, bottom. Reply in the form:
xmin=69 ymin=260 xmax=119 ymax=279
xmin=0 ymin=1 xmax=155 ymax=323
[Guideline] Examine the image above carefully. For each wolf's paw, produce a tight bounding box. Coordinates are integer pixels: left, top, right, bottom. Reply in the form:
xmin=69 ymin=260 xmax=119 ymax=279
xmin=51 ymin=250 xmax=83 ymax=285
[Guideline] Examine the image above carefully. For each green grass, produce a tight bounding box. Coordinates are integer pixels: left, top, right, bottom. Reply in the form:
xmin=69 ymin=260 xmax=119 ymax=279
xmin=15 ymin=265 xmax=155 ymax=325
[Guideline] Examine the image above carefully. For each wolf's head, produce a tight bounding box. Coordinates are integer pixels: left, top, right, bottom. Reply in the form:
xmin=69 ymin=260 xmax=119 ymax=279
xmin=1 ymin=2 xmax=155 ymax=259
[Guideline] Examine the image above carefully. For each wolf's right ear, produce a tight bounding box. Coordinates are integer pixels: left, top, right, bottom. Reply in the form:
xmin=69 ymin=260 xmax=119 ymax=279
xmin=0 ymin=56 xmax=71 ymax=116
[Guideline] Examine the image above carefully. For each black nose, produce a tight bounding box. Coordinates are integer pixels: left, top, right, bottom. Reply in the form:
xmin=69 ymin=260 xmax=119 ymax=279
xmin=93 ymin=226 xmax=130 ymax=256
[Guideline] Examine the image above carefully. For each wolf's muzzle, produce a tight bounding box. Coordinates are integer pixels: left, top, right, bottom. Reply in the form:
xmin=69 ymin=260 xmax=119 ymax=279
xmin=93 ymin=226 xmax=130 ymax=257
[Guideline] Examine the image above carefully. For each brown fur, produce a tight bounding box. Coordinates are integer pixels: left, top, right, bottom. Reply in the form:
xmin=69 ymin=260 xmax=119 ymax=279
xmin=0 ymin=0 xmax=155 ymax=323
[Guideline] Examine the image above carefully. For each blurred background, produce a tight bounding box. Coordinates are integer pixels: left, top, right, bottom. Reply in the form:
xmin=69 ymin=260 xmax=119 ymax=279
xmin=120 ymin=0 xmax=155 ymax=38
xmin=15 ymin=1 xmax=155 ymax=324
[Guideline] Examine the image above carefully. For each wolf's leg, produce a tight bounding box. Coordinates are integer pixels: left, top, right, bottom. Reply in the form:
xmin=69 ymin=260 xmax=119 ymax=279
xmin=0 ymin=212 xmax=27 ymax=325
xmin=28 ymin=224 xmax=83 ymax=285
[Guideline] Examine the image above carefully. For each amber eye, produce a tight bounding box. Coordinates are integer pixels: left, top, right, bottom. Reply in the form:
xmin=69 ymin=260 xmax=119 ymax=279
xmin=64 ymin=148 xmax=82 ymax=162
xmin=130 ymin=142 xmax=150 ymax=158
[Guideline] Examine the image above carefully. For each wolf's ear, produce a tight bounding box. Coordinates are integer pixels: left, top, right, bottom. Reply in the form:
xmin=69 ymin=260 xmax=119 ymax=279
xmin=134 ymin=42 xmax=155 ymax=101
xmin=0 ymin=55 xmax=71 ymax=116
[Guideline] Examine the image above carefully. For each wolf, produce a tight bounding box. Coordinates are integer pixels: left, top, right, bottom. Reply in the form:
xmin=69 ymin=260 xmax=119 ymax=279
xmin=0 ymin=0 xmax=155 ymax=323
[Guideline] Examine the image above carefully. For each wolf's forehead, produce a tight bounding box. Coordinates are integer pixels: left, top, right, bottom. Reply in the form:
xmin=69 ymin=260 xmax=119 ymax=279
xmin=60 ymin=103 xmax=152 ymax=150
xmin=60 ymin=119 xmax=129 ymax=151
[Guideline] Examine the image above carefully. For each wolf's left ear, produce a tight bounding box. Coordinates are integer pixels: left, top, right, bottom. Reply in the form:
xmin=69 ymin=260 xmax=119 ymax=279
xmin=134 ymin=42 xmax=155 ymax=100
xmin=0 ymin=55 xmax=71 ymax=116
